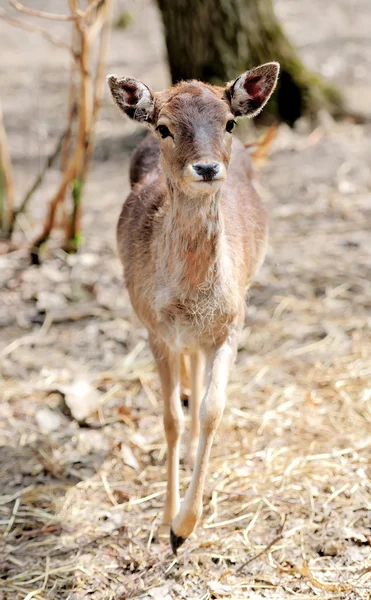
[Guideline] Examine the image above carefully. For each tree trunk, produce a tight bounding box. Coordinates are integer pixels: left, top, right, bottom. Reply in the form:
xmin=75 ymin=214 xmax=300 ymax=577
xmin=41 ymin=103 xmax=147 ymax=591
xmin=157 ymin=0 xmax=343 ymax=126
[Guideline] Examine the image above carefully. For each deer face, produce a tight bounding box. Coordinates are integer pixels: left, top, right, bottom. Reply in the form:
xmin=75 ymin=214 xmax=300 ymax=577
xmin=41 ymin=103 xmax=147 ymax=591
xmin=108 ymin=62 xmax=279 ymax=197
xmin=153 ymin=84 xmax=235 ymax=196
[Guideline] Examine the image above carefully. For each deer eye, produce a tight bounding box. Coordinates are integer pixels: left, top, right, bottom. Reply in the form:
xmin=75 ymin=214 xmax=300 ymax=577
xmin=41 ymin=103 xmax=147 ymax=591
xmin=157 ymin=125 xmax=171 ymax=139
xmin=226 ymin=119 xmax=236 ymax=133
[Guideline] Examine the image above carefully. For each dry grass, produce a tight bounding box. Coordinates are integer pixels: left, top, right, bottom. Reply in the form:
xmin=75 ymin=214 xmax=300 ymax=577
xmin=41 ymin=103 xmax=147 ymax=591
xmin=1 ymin=120 xmax=371 ymax=598
xmin=1 ymin=0 xmax=371 ymax=595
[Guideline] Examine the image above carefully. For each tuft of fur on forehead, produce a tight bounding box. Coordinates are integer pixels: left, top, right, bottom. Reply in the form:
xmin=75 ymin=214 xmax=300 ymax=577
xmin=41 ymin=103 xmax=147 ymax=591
xmin=154 ymin=81 xmax=228 ymax=122
xmin=159 ymin=80 xmax=222 ymax=101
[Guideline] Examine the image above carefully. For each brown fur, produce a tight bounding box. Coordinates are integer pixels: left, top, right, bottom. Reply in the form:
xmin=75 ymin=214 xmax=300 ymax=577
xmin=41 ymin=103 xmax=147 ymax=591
xmin=118 ymin=130 xmax=267 ymax=349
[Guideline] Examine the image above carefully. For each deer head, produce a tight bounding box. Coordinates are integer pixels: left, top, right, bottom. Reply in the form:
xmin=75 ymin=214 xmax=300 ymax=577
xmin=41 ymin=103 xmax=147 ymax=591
xmin=108 ymin=62 xmax=279 ymax=197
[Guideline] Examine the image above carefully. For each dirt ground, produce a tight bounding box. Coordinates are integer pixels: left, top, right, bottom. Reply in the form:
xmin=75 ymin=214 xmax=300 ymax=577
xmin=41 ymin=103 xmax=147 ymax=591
xmin=1 ymin=0 xmax=371 ymax=598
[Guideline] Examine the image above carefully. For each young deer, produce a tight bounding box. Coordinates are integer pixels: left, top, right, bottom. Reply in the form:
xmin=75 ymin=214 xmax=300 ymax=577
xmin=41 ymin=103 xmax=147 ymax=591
xmin=108 ymin=62 xmax=279 ymax=554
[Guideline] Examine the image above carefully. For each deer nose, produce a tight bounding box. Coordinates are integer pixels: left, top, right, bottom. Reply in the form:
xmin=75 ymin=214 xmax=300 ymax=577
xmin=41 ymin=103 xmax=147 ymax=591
xmin=192 ymin=162 xmax=220 ymax=181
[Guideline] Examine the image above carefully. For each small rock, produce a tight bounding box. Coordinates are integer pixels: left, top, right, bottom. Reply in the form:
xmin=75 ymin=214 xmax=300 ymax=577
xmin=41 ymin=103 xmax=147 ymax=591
xmin=121 ymin=444 xmax=139 ymax=470
xmin=80 ymin=253 xmax=99 ymax=267
xmin=62 ymin=379 xmax=101 ymax=421
xmin=338 ymin=179 xmax=357 ymax=195
xmin=146 ymin=585 xmax=172 ymax=600
xmin=35 ymin=408 xmax=63 ymax=434
xmin=36 ymin=291 xmax=67 ymax=312
xmin=208 ymin=582 xmax=234 ymax=596
xmin=100 ymin=510 xmax=125 ymax=533
xmin=318 ymin=539 xmax=344 ymax=556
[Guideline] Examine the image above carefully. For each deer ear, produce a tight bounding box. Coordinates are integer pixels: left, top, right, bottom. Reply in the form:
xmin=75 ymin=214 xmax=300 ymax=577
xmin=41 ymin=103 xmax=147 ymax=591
xmin=225 ymin=62 xmax=280 ymax=118
xmin=107 ymin=75 xmax=155 ymax=123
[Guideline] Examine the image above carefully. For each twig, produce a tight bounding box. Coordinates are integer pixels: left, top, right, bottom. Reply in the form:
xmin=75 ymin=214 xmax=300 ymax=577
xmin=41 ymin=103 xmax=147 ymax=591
xmin=86 ymin=4 xmax=106 ymax=43
xmin=2 ymin=0 xmax=112 ymax=256
xmin=30 ymin=137 xmax=83 ymax=263
xmin=61 ymin=33 xmax=79 ymax=236
xmin=63 ymin=9 xmax=93 ymax=247
xmin=0 ymin=99 xmax=16 ymax=233
xmin=0 ymin=8 xmax=72 ymax=52
xmin=246 ymin=125 xmax=278 ymax=168
xmin=65 ymin=0 xmax=112 ymax=248
xmin=101 ymin=474 xmax=119 ymax=506
xmin=0 ymin=312 xmax=53 ymax=359
xmin=236 ymin=517 xmax=286 ymax=574
xmin=10 ymin=123 xmax=72 ymax=232
xmin=3 ymin=496 xmax=21 ymax=537
xmin=333 ymin=106 xmax=371 ymax=124
xmin=61 ymin=47 xmax=78 ymax=173
xmin=93 ymin=0 xmax=113 ymax=121
xmin=68 ymin=0 xmax=82 ymax=29
xmin=84 ymin=0 xmax=113 ymax=172
xmin=49 ymin=532 xmax=112 ymax=557
xmin=10 ymin=1 xmax=77 ymax=22
xmin=78 ymin=0 xmax=104 ymax=20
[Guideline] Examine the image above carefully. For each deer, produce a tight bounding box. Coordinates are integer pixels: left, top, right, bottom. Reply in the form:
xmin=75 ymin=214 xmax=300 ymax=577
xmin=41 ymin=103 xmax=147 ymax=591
xmin=107 ymin=61 xmax=279 ymax=554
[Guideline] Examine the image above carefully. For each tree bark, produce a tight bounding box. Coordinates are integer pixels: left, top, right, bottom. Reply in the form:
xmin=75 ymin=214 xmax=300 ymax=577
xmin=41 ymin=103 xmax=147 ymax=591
xmin=157 ymin=0 xmax=343 ymax=126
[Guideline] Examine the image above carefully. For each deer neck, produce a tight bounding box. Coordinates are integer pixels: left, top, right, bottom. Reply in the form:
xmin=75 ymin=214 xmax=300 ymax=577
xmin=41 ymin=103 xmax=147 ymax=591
xmin=160 ymin=182 xmax=225 ymax=292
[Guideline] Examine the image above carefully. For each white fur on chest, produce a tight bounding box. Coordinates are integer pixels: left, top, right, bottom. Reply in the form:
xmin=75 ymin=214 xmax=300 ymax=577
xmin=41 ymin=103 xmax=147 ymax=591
xmin=154 ymin=277 xmax=240 ymax=352
xmin=153 ymin=212 xmax=241 ymax=350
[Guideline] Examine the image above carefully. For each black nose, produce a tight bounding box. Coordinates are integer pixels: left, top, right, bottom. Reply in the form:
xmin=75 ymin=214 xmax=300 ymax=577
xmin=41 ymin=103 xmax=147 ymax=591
xmin=193 ymin=162 xmax=220 ymax=181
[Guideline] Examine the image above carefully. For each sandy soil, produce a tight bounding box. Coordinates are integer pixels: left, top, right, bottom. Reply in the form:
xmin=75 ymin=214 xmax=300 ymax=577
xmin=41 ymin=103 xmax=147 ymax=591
xmin=0 ymin=1 xmax=371 ymax=598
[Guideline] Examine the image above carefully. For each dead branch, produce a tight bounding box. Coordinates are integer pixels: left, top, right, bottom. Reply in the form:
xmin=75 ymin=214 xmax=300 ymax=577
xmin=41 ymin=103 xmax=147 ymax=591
xmin=11 ymin=124 xmax=72 ymax=232
xmin=30 ymin=142 xmax=82 ymax=263
xmin=69 ymin=0 xmax=84 ymax=33
xmin=9 ymin=0 xmax=77 ymax=22
xmin=236 ymin=517 xmax=286 ymax=574
xmin=61 ymin=42 xmax=79 ymax=237
xmin=87 ymin=4 xmax=106 ymax=43
xmin=85 ymin=0 xmax=113 ymax=171
xmin=65 ymin=0 xmax=113 ymax=247
xmin=66 ymin=43 xmax=92 ymax=244
xmin=31 ymin=0 xmax=96 ymax=257
xmin=0 ymin=8 xmax=72 ymax=52
xmin=1 ymin=0 xmax=113 ymax=257
xmin=245 ymin=125 xmax=278 ymax=168
xmin=61 ymin=47 xmax=79 ymax=173
xmin=0 ymin=100 xmax=16 ymax=233
xmin=77 ymin=0 xmax=104 ymax=21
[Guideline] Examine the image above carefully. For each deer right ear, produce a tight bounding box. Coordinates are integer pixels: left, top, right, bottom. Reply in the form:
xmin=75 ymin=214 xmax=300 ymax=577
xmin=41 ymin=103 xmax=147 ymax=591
xmin=225 ymin=62 xmax=280 ymax=118
xmin=107 ymin=75 xmax=155 ymax=123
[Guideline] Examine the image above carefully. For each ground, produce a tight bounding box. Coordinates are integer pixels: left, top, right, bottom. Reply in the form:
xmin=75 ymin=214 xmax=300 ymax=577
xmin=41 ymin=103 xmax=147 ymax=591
xmin=0 ymin=0 xmax=371 ymax=599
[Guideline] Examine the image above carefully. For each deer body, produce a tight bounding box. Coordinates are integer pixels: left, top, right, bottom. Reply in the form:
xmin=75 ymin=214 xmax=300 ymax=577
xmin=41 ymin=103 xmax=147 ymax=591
xmin=119 ymin=133 xmax=267 ymax=352
xmin=109 ymin=64 xmax=279 ymax=553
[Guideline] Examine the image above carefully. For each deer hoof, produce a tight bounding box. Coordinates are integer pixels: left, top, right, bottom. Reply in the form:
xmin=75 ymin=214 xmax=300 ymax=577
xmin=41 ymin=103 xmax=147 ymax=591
xmin=170 ymin=527 xmax=186 ymax=555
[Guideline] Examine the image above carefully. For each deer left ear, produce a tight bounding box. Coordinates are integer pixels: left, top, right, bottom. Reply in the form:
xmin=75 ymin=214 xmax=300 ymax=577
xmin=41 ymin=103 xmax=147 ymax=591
xmin=107 ymin=75 xmax=155 ymax=123
xmin=225 ymin=62 xmax=280 ymax=118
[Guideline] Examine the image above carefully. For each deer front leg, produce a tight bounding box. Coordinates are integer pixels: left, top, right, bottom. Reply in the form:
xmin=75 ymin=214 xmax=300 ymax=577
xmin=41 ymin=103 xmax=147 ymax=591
xmin=149 ymin=336 xmax=184 ymax=530
xmin=180 ymin=354 xmax=191 ymax=402
xmin=187 ymin=351 xmax=205 ymax=467
xmin=170 ymin=332 xmax=238 ymax=553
